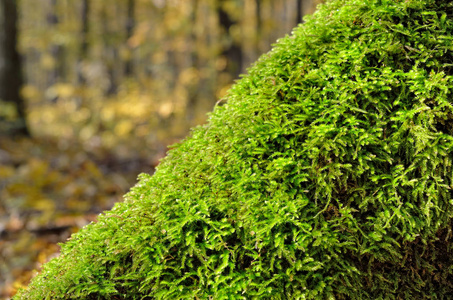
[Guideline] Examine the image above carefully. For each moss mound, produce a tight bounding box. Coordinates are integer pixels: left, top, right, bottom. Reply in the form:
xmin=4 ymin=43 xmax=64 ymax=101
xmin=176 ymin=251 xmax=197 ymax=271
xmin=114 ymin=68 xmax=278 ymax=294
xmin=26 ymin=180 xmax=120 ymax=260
xmin=16 ymin=0 xmax=453 ymax=298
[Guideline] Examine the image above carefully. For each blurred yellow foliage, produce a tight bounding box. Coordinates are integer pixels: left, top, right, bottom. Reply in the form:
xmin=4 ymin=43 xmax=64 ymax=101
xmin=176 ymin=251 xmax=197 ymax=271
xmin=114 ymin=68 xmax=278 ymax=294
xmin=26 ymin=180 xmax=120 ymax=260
xmin=40 ymin=53 xmax=56 ymax=70
xmin=114 ymin=120 xmax=134 ymax=137
xmin=0 ymin=165 xmax=15 ymax=178
xmin=0 ymin=101 xmax=18 ymax=120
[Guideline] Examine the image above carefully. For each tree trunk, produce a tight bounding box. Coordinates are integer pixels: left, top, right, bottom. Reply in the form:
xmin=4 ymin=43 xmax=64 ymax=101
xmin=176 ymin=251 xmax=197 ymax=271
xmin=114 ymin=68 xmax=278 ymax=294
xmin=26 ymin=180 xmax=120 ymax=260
xmin=0 ymin=0 xmax=30 ymax=136
xmin=47 ymin=0 xmax=64 ymax=86
xmin=185 ymin=0 xmax=200 ymax=123
xmin=217 ymin=0 xmax=243 ymax=79
xmin=124 ymin=0 xmax=135 ymax=77
xmin=78 ymin=0 xmax=90 ymax=85
xmin=256 ymin=0 xmax=261 ymax=35
xmin=300 ymin=0 xmax=319 ymax=18
xmin=296 ymin=0 xmax=303 ymax=24
xmin=102 ymin=6 xmax=118 ymax=96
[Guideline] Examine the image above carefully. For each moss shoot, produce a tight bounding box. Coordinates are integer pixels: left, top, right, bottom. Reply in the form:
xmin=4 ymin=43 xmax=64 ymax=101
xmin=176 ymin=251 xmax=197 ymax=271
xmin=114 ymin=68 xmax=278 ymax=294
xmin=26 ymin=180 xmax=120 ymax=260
xmin=15 ymin=0 xmax=453 ymax=298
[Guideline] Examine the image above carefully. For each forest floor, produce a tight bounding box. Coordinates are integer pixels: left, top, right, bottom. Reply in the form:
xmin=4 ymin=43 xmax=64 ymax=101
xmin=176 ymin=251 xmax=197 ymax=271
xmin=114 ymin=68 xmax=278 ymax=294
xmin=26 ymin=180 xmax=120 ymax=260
xmin=0 ymin=135 xmax=171 ymax=299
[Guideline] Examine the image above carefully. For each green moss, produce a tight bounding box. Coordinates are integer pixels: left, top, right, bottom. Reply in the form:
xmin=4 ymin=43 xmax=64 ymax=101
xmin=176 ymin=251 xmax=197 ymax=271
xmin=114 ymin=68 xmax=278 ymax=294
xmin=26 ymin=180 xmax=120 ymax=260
xmin=15 ymin=0 xmax=453 ymax=298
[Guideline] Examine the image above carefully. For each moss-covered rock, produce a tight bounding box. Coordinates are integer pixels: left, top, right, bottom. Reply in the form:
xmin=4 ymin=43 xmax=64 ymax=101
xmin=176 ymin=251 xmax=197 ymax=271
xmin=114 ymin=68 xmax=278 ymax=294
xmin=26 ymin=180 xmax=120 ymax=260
xmin=16 ymin=0 xmax=453 ymax=298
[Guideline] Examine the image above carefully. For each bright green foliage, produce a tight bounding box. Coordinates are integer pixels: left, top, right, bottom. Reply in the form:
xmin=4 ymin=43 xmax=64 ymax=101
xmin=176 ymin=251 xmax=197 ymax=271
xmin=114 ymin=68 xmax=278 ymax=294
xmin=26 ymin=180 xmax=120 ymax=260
xmin=15 ymin=0 xmax=453 ymax=298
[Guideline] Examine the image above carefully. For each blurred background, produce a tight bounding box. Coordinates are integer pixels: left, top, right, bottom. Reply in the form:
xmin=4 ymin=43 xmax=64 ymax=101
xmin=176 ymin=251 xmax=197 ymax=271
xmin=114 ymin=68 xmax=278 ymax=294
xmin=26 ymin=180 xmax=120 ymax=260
xmin=0 ymin=0 xmax=321 ymax=298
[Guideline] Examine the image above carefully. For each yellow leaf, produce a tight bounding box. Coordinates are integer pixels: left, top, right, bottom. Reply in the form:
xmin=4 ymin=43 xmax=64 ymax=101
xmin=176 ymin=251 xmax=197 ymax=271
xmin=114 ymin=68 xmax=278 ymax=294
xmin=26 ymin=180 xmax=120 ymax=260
xmin=29 ymin=198 xmax=55 ymax=212
xmin=114 ymin=120 xmax=134 ymax=137
xmin=0 ymin=166 xmax=15 ymax=178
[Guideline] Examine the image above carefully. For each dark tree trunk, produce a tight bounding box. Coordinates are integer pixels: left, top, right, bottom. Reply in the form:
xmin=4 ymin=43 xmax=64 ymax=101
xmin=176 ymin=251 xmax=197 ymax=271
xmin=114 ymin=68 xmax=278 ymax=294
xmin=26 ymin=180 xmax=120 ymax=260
xmin=0 ymin=0 xmax=30 ymax=136
xmin=47 ymin=0 xmax=65 ymax=93
xmin=296 ymin=0 xmax=303 ymax=24
xmin=256 ymin=0 xmax=262 ymax=35
xmin=299 ymin=0 xmax=319 ymax=20
xmin=101 ymin=7 xmax=118 ymax=96
xmin=217 ymin=1 xmax=243 ymax=79
xmin=185 ymin=0 xmax=199 ymax=123
xmin=124 ymin=0 xmax=135 ymax=77
xmin=78 ymin=0 xmax=90 ymax=85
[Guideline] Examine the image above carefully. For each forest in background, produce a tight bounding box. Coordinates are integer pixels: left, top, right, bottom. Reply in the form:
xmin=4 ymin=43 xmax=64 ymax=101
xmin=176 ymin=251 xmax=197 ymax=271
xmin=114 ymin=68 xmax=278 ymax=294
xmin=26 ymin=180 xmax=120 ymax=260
xmin=0 ymin=0 xmax=320 ymax=298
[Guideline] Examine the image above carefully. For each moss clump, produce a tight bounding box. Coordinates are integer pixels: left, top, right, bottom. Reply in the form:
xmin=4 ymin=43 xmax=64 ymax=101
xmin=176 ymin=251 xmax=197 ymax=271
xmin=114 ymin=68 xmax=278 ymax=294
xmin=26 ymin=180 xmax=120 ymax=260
xmin=15 ymin=0 xmax=453 ymax=298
